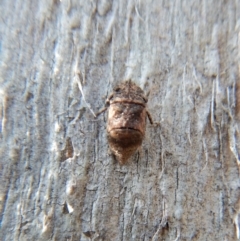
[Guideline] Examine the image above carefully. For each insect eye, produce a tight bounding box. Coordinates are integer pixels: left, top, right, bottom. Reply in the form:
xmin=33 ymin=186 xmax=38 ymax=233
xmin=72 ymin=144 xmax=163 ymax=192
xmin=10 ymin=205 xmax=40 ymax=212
xmin=115 ymin=109 xmax=123 ymax=115
xmin=135 ymin=105 xmax=143 ymax=112
xmin=129 ymin=105 xmax=143 ymax=116
xmin=113 ymin=103 xmax=125 ymax=115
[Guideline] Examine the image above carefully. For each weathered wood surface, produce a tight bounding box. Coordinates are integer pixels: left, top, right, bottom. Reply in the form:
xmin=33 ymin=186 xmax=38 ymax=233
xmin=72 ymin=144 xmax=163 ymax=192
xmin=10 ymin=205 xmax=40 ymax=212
xmin=0 ymin=0 xmax=239 ymax=240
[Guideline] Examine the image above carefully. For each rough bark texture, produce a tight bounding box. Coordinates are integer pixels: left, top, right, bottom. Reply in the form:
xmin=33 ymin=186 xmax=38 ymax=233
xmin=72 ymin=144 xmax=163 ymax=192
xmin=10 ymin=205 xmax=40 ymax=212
xmin=0 ymin=0 xmax=240 ymax=240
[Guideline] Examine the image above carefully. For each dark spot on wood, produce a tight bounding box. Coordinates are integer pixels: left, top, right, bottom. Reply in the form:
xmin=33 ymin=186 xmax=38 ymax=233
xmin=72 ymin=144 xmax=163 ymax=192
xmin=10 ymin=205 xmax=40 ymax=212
xmin=60 ymin=137 xmax=74 ymax=162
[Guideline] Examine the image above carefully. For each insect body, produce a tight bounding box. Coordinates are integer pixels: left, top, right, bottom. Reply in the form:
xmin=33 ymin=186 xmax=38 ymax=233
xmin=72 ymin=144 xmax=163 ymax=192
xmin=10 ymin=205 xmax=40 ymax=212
xmin=97 ymin=80 xmax=153 ymax=164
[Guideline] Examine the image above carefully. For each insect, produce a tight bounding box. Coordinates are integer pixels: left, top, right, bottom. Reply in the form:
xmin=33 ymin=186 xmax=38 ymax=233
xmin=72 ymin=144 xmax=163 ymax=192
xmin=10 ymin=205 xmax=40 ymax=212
xmin=97 ymin=80 xmax=153 ymax=164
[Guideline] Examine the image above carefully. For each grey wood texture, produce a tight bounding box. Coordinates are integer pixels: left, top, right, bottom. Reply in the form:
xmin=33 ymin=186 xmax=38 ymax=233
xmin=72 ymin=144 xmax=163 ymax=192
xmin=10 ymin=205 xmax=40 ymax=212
xmin=0 ymin=0 xmax=239 ymax=240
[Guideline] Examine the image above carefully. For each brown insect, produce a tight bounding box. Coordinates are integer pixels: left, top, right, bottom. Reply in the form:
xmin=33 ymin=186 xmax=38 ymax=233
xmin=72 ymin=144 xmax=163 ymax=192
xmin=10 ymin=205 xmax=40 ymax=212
xmin=97 ymin=80 xmax=153 ymax=164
